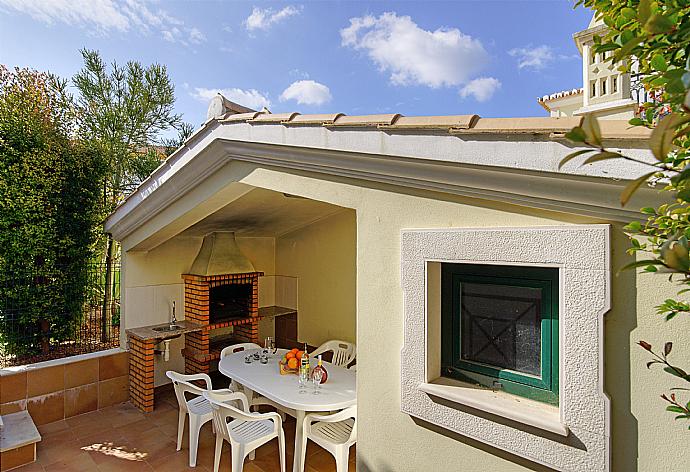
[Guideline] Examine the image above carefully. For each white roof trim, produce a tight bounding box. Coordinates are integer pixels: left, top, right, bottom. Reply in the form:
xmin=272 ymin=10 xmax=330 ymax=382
xmin=105 ymin=121 xmax=661 ymax=244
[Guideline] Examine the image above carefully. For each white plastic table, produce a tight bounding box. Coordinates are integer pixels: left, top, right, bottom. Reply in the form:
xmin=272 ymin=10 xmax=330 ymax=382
xmin=218 ymin=348 xmax=356 ymax=472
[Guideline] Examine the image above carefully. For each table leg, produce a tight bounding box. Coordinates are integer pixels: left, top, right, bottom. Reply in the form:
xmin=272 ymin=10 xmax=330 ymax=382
xmin=242 ymin=386 xmax=255 ymax=409
xmin=293 ymin=409 xmax=305 ymax=472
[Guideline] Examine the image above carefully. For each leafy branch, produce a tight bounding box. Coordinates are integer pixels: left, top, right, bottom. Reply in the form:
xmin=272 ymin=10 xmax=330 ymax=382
xmin=568 ymin=0 xmax=690 ymax=429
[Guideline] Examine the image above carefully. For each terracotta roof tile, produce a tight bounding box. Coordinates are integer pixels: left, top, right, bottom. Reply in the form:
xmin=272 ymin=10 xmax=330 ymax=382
xmin=221 ymin=112 xmax=263 ymax=122
xmin=598 ymin=120 xmax=651 ymax=139
xmin=453 ymin=117 xmax=583 ymax=134
xmin=327 ymin=114 xmax=401 ymax=127
xmin=249 ymin=112 xmax=300 ymax=124
xmin=284 ymin=113 xmax=344 ymax=125
xmin=379 ymin=115 xmax=479 ymax=130
xmin=538 ymin=88 xmax=584 ymax=103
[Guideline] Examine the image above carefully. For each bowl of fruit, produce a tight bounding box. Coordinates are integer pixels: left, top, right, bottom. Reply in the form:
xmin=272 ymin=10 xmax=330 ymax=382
xmin=279 ymin=348 xmax=305 ymax=375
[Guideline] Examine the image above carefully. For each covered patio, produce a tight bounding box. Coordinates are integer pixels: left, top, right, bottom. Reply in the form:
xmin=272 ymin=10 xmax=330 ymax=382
xmin=15 ymin=381 xmax=354 ymax=472
xmin=3 ymin=101 xmax=662 ymax=472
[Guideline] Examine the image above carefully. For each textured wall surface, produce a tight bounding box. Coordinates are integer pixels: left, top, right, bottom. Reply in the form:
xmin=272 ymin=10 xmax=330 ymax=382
xmin=401 ymin=226 xmax=610 ymax=471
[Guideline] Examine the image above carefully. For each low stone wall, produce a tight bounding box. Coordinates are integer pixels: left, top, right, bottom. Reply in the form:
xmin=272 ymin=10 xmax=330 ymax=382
xmin=0 ymin=348 xmax=129 ymax=425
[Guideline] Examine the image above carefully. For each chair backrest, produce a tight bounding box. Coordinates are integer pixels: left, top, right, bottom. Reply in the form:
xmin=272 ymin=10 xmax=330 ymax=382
xmin=309 ymin=405 xmax=357 ymax=444
xmin=220 ymin=342 xmax=262 ymax=359
xmin=311 ymin=340 xmax=356 ymax=367
xmin=166 ymin=371 xmax=212 ymax=413
xmin=203 ymin=390 xmax=258 ymax=443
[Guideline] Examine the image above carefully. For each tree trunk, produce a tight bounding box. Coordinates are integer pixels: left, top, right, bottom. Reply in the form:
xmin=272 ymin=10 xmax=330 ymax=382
xmin=101 ymin=234 xmax=114 ymax=343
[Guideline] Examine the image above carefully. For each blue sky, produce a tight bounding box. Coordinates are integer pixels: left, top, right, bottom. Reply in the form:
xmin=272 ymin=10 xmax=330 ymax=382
xmin=0 ymin=1 xmax=592 ymax=129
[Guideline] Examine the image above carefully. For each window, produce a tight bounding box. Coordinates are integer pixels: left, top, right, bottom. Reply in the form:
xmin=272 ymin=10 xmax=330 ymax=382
xmin=612 ymin=75 xmax=618 ymax=93
xmin=401 ymin=226 xmax=611 ymax=469
xmin=600 ymin=78 xmax=607 ymax=95
xmin=590 ymin=50 xmax=596 ymax=64
xmin=441 ymin=263 xmax=558 ymax=405
xmin=591 ymin=80 xmax=597 ymax=98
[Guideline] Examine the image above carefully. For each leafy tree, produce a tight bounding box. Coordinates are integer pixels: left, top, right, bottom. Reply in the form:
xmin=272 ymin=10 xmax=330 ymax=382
xmin=566 ymin=0 xmax=690 ymax=427
xmin=73 ymin=49 xmax=184 ymax=339
xmin=0 ymin=65 xmax=105 ymax=355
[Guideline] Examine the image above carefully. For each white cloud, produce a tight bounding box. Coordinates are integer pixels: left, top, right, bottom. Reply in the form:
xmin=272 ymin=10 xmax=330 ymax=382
xmin=459 ymin=77 xmax=501 ymax=102
xmin=244 ymin=5 xmax=301 ymax=32
xmin=280 ymin=80 xmax=332 ymax=106
xmin=341 ymin=12 xmax=489 ymax=88
xmin=508 ymin=45 xmax=556 ymax=71
xmin=0 ymin=0 xmax=205 ymax=46
xmin=191 ymin=87 xmax=271 ymax=110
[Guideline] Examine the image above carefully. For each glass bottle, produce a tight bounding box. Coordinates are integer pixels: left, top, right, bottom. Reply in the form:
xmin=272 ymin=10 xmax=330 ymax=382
xmin=312 ymin=354 xmax=328 ymax=384
xmin=300 ymin=343 xmax=310 ymax=378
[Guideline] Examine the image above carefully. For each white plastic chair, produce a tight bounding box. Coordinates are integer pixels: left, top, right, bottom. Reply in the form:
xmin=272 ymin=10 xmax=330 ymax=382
xmin=204 ymin=389 xmax=286 ymax=472
xmin=166 ymin=371 xmax=214 ymax=467
xmin=300 ymin=406 xmax=357 ymax=472
xmin=220 ymin=343 xmax=262 ymax=391
xmin=311 ymin=340 xmax=357 ymax=367
xmin=220 ymin=342 xmax=292 ymax=419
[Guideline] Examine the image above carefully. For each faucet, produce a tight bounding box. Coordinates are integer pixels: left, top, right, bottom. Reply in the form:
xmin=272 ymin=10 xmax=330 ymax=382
xmin=170 ymin=301 xmax=177 ymax=328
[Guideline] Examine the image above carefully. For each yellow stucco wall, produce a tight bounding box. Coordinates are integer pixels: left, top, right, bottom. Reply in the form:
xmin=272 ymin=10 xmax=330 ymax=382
xmin=121 ymin=160 xmax=689 ymax=471
xmin=276 ymin=210 xmax=357 ymax=347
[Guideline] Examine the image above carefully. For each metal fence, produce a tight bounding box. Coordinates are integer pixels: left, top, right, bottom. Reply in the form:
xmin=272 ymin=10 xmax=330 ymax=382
xmin=0 ymin=262 xmax=120 ymax=367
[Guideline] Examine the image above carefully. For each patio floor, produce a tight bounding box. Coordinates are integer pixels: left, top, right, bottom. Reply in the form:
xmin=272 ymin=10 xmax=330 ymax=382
xmin=13 ymin=385 xmax=355 ymax=472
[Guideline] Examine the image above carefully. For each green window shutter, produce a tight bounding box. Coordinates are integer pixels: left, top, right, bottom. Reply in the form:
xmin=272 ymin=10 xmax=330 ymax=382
xmin=441 ymin=264 xmax=559 ymax=405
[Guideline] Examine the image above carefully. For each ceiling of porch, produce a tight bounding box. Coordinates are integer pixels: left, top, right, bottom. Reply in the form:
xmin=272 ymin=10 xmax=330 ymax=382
xmin=178 ymin=187 xmax=345 ymax=238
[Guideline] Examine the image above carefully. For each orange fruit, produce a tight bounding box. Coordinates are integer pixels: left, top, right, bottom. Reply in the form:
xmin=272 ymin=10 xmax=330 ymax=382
xmin=286 ymin=352 xmax=296 ymax=359
xmin=287 ymin=358 xmax=298 ymax=369
xmin=290 ymin=348 xmax=299 ymax=354
xmin=296 ymin=350 xmax=304 ymax=360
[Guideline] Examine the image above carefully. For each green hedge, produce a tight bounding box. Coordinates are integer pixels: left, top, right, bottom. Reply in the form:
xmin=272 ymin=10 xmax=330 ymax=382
xmin=0 ymin=66 xmax=105 ymax=355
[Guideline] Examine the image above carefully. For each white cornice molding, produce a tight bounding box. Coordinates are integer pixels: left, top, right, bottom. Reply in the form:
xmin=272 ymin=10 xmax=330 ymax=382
xmin=106 ymin=137 xmax=668 ymax=243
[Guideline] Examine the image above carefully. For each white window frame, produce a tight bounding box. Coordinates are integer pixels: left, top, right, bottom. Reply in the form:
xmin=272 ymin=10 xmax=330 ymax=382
xmin=401 ymin=225 xmax=611 ymax=471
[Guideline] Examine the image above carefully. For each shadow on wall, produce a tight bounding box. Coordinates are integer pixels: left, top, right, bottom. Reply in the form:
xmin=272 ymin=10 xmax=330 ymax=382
xmin=356 ymin=459 xmax=396 ymax=472
xmin=411 ymin=416 xmax=557 ymax=472
xmin=607 ymin=225 xmax=639 ymax=471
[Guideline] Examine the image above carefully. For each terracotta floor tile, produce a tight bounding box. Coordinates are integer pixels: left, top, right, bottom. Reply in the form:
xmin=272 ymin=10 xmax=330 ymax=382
xmin=37 ymin=419 xmax=70 ymax=435
xmin=65 ymin=410 xmax=103 ymax=428
xmin=10 ymin=399 xmax=356 ymax=472
xmin=147 ymin=449 xmax=212 ymax=471
xmin=43 ymin=451 xmax=98 ymax=471
xmin=95 ymin=455 xmax=153 ymax=472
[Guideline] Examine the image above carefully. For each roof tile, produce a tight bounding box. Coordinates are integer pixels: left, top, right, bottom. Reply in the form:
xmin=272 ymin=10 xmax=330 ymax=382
xmin=454 ymin=117 xmax=583 ymax=134
xmin=221 ymin=112 xmax=263 ymax=122
xmin=327 ymin=114 xmax=401 ymax=127
xmin=249 ymin=112 xmax=300 ymax=124
xmin=598 ymin=120 xmax=651 ymax=139
xmin=379 ymin=115 xmax=479 ymax=130
xmin=284 ymin=113 xmax=344 ymax=125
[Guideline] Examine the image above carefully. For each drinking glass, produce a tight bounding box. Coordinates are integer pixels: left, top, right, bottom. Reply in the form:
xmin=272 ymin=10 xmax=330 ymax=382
xmin=298 ymin=370 xmax=308 ymax=394
xmin=264 ymin=337 xmax=277 ymax=357
xmin=312 ymin=368 xmax=323 ymax=395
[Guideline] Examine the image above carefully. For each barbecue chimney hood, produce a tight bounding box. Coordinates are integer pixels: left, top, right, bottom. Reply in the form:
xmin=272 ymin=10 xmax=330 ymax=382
xmin=188 ymin=232 xmax=256 ymax=276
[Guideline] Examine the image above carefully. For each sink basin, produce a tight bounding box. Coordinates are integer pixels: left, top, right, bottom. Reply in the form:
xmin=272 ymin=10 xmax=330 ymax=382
xmin=153 ymin=324 xmax=183 ymax=332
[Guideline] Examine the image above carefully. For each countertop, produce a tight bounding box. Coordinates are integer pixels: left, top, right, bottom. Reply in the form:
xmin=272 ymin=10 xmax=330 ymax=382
xmin=258 ymin=306 xmax=297 ymax=318
xmin=126 ymin=320 xmax=206 ymax=341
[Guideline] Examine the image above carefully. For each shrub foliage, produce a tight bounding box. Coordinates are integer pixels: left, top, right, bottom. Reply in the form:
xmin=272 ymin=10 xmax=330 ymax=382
xmin=0 ymin=66 xmax=105 ymax=354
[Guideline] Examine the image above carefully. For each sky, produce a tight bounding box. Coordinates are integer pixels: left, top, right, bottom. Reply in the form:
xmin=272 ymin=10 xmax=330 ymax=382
xmin=0 ymin=0 xmax=593 ymax=130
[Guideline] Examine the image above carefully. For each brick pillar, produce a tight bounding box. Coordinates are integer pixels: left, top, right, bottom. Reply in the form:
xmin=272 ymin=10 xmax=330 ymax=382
xmin=128 ymin=336 xmax=155 ymax=412
xmin=184 ymin=330 xmax=210 ymax=374
xmin=233 ymin=275 xmax=260 ymax=343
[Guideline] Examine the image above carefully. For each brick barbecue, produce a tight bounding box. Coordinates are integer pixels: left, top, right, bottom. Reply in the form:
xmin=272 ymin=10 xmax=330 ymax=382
xmin=182 ymin=271 xmax=263 ymax=374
